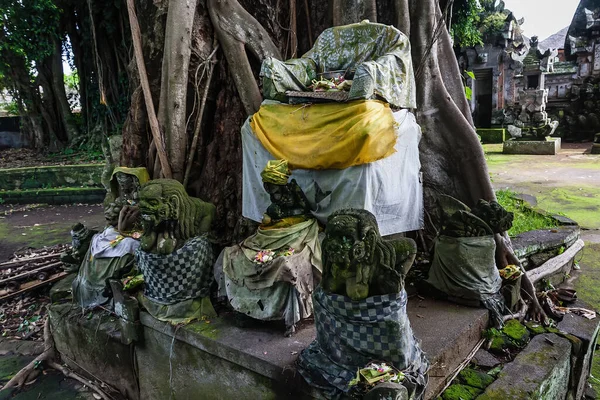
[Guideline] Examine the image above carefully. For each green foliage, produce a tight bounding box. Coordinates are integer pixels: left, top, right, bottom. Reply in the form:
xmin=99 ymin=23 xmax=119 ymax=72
xmin=463 ymin=70 xmax=475 ymax=100
xmin=495 ymin=190 xmax=559 ymax=236
xmin=0 ymin=0 xmax=60 ymax=65
xmin=450 ymin=0 xmax=484 ymax=47
xmin=1 ymin=100 xmax=19 ymax=116
xmin=64 ymin=72 xmax=79 ymax=91
xmin=451 ymin=0 xmax=511 ymax=48
xmin=480 ymin=12 xmax=508 ymax=43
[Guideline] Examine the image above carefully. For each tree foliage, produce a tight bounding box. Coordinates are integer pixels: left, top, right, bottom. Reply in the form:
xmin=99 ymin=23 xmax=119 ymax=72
xmin=448 ymin=0 xmax=511 ymax=48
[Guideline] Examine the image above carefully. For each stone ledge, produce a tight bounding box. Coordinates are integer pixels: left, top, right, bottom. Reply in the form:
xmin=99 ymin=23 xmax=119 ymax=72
xmin=512 ymin=226 xmax=580 ymax=260
xmin=0 ymin=187 xmax=105 ymax=205
xmin=478 ymin=333 xmax=572 ymax=399
xmin=503 ymin=138 xmax=561 ymax=155
xmin=140 ymin=296 xmax=489 ymax=400
xmin=0 ymin=164 xmax=103 ymax=191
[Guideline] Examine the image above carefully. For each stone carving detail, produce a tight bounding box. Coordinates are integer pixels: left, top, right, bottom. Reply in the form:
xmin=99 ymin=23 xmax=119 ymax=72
xmin=260 ymin=160 xmax=311 ymax=225
xmin=321 ymin=209 xmax=417 ymax=300
xmin=139 ymin=179 xmax=216 ymax=255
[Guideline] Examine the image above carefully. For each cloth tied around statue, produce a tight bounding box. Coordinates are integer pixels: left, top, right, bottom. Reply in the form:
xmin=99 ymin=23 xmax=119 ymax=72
xmin=426 ymin=235 xmax=505 ymax=326
xmin=136 ymin=235 xmax=214 ymax=305
xmin=260 ymin=21 xmax=416 ymax=109
xmin=297 ymin=286 xmax=429 ymax=399
xmin=243 ymin=108 xmax=423 ymax=235
xmin=250 ymin=100 xmax=397 ymax=170
xmin=72 ymin=227 xmax=139 ymax=309
xmin=218 ymin=218 xmax=322 ymax=328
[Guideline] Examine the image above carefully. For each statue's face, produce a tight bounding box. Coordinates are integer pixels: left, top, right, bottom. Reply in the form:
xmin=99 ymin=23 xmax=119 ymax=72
xmin=116 ymin=173 xmax=140 ymax=203
xmin=264 ymin=182 xmax=295 ymax=207
xmin=323 ymin=215 xmax=367 ymax=279
xmin=139 ymin=184 xmax=170 ymax=227
xmin=103 ymin=197 xmax=121 ymax=227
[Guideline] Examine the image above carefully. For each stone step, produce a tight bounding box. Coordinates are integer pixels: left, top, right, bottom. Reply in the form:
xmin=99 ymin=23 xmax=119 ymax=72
xmin=50 ymin=294 xmax=489 ymax=400
xmin=0 ymin=187 xmax=105 ymax=205
xmin=477 ymin=333 xmax=572 ymax=399
xmin=512 ymin=226 xmax=580 ymax=268
xmin=0 ymin=164 xmax=103 ymax=191
xmin=136 ymin=296 xmax=488 ymax=400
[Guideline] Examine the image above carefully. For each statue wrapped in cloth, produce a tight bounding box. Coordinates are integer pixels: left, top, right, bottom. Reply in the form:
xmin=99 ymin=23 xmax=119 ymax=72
xmin=218 ymin=160 xmax=322 ymax=336
xmin=71 ymin=167 xmax=149 ymax=309
xmin=297 ymin=209 xmax=428 ymax=399
xmin=426 ymin=196 xmax=518 ymax=327
xmin=135 ymin=179 xmax=217 ymax=324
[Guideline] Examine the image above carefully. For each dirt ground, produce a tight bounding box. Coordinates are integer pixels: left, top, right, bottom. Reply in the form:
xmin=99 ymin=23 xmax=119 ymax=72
xmin=0 ymin=148 xmax=103 ymax=169
xmin=0 ymin=204 xmax=105 ymax=262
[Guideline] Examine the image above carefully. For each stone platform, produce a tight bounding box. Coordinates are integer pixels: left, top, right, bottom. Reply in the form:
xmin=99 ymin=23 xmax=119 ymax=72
xmin=47 ymin=233 xmax=590 ymax=400
xmin=49 ymin=296 xmax=488 ymax=400
xmin=503 ymin=137 xmax=561 ymax=155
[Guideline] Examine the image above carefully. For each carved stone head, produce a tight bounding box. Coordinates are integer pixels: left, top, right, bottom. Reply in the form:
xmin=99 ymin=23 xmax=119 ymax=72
xmin=138 ymin=179 xmax=216 ymax=254
xmin=322 ymin=209 xmax=379 ymax=299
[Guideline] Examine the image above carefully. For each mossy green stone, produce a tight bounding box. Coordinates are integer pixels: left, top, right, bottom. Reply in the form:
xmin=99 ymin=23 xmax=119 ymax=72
xmin=525 ymin=321 xmax=547 ymax=335
xmin=489 ymin=334 xmax=511 ymax=352
xmin=502 ymin=319 xmax=530 ymax=345
xmin=458 ymin=368 xmax=495 ymax=390
xmin=441 ymin=384 xmax=482 ymax=400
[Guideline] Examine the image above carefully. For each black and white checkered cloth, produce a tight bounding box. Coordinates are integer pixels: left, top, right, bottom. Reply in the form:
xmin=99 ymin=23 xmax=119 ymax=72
xmin=297 ymin=286 xmax=429 ymax=398
xmin=136 ymin=235 xmax=214 ymax=305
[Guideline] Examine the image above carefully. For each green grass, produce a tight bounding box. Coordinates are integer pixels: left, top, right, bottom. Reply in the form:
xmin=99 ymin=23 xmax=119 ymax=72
xmin=496 ymin=190 xmax=559 ymax=236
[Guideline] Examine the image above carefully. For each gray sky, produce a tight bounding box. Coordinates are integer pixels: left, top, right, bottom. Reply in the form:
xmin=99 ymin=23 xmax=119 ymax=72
xmin=502 ymin=0 xmax=580 ymax=40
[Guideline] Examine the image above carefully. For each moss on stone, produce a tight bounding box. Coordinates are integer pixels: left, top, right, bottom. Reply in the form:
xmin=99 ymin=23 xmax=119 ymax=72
xmin=441 ymin=384 xmax=482 ymax=400
xmin=536 ymin=186 xmax=600 ymax=229
xmin=458 ymin=368 xmax=495 ymax=390
xmin=525 ymin=321 xmax=547 ymax=335
xmin=502 ymin=319 xmax=530 ymax=345
xmin=0 ymin=354 xmax=31 ymax=383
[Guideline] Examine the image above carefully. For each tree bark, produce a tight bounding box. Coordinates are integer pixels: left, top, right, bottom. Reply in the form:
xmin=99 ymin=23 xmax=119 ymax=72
xmin=50 ymin=37 xmax=79 ymax=142
xmin=332 ymin=0 xmax=377 ymax=26
xmin=156 ymin=0 xmax=199 ymax=181
xmin=207 ymin=0 xmax=282 ymax=116
xmin=126 ymin=0 xmax=173 ymax=179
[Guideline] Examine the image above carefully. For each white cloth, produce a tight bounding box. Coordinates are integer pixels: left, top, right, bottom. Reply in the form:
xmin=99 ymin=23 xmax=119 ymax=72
xmin=90 ymin=227 xmax=140 ymax=258
xmin=242 ymin=108 xmax=423 ymax=235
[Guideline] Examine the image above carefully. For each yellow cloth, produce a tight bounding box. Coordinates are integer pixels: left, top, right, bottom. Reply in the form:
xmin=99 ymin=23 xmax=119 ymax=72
xmin=250 ymin=100 xmax=397 ymax=170
xmin=261 ymin=159 xmax=290 ymax=185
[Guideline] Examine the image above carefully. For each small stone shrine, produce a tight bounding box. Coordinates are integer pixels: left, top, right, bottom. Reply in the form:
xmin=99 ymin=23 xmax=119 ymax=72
xmin=297 ymin=209 xmax=428 ymax=399
xmin=219 ymin=160 xmax=322 ymax=336
xmin=136 ymin=179 xmax=217 ymax=323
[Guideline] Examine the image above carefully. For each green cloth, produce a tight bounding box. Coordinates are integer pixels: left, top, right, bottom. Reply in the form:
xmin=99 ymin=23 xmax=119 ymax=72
xmin=223 ymin=219 xmax=322 ymax=290
xmin=260 ymin=21 xmax=416 ymax=108
xmin=109 ymin=166 xmax=150 ymax=199
xmin=427 ymin=235 xmax=505 ymax=326
xmin=138 ymin=295 xmax=216 ymax=325
xmin=72 ymin=249 xmax=134 ymax=309
xmin=222 ymin=219 xmax=322 ymax=326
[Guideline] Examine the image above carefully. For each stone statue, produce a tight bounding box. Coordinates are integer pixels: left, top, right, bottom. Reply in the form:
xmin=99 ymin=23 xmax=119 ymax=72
xmin=260 ymin=160 xmax=311 ymax=225
xmin=60 ymin=223 xmax=98 ymax=272
xmin=71 ymin=168 xmax=149 ymax=309
xmin=135 ymin=179 xmax=217 ymax=323
xmin=321 ymin=209 xmax=417 ymax=300
xmin=138 ymin=179 xmax=216 ymax=255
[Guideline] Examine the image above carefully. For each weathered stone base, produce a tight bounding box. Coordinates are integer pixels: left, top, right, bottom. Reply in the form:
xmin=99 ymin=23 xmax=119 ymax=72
xmin=591 ymin=143 xmax=600 ymax=154
xmin=503 ymin=138 xmax=561 ymax=155
xmin=49 ymin=294 xmax=490 ymax=400
xmin=49 ymin=303 xmax=139 ymax=400
xmin=478 ymin=334 xmax=572 ymax=399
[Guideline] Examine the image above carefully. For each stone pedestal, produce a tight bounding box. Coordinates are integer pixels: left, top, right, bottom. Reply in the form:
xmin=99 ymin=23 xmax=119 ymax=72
xmin=503 ymin=137 xmax=561 ymax=155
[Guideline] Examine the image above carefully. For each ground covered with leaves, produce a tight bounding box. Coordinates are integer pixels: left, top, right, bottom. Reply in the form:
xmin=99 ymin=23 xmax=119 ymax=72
xmin=0 ymin=148 xmax=103 ymax=169
xmin=1 ymin=244 xmax=68 ymax=341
